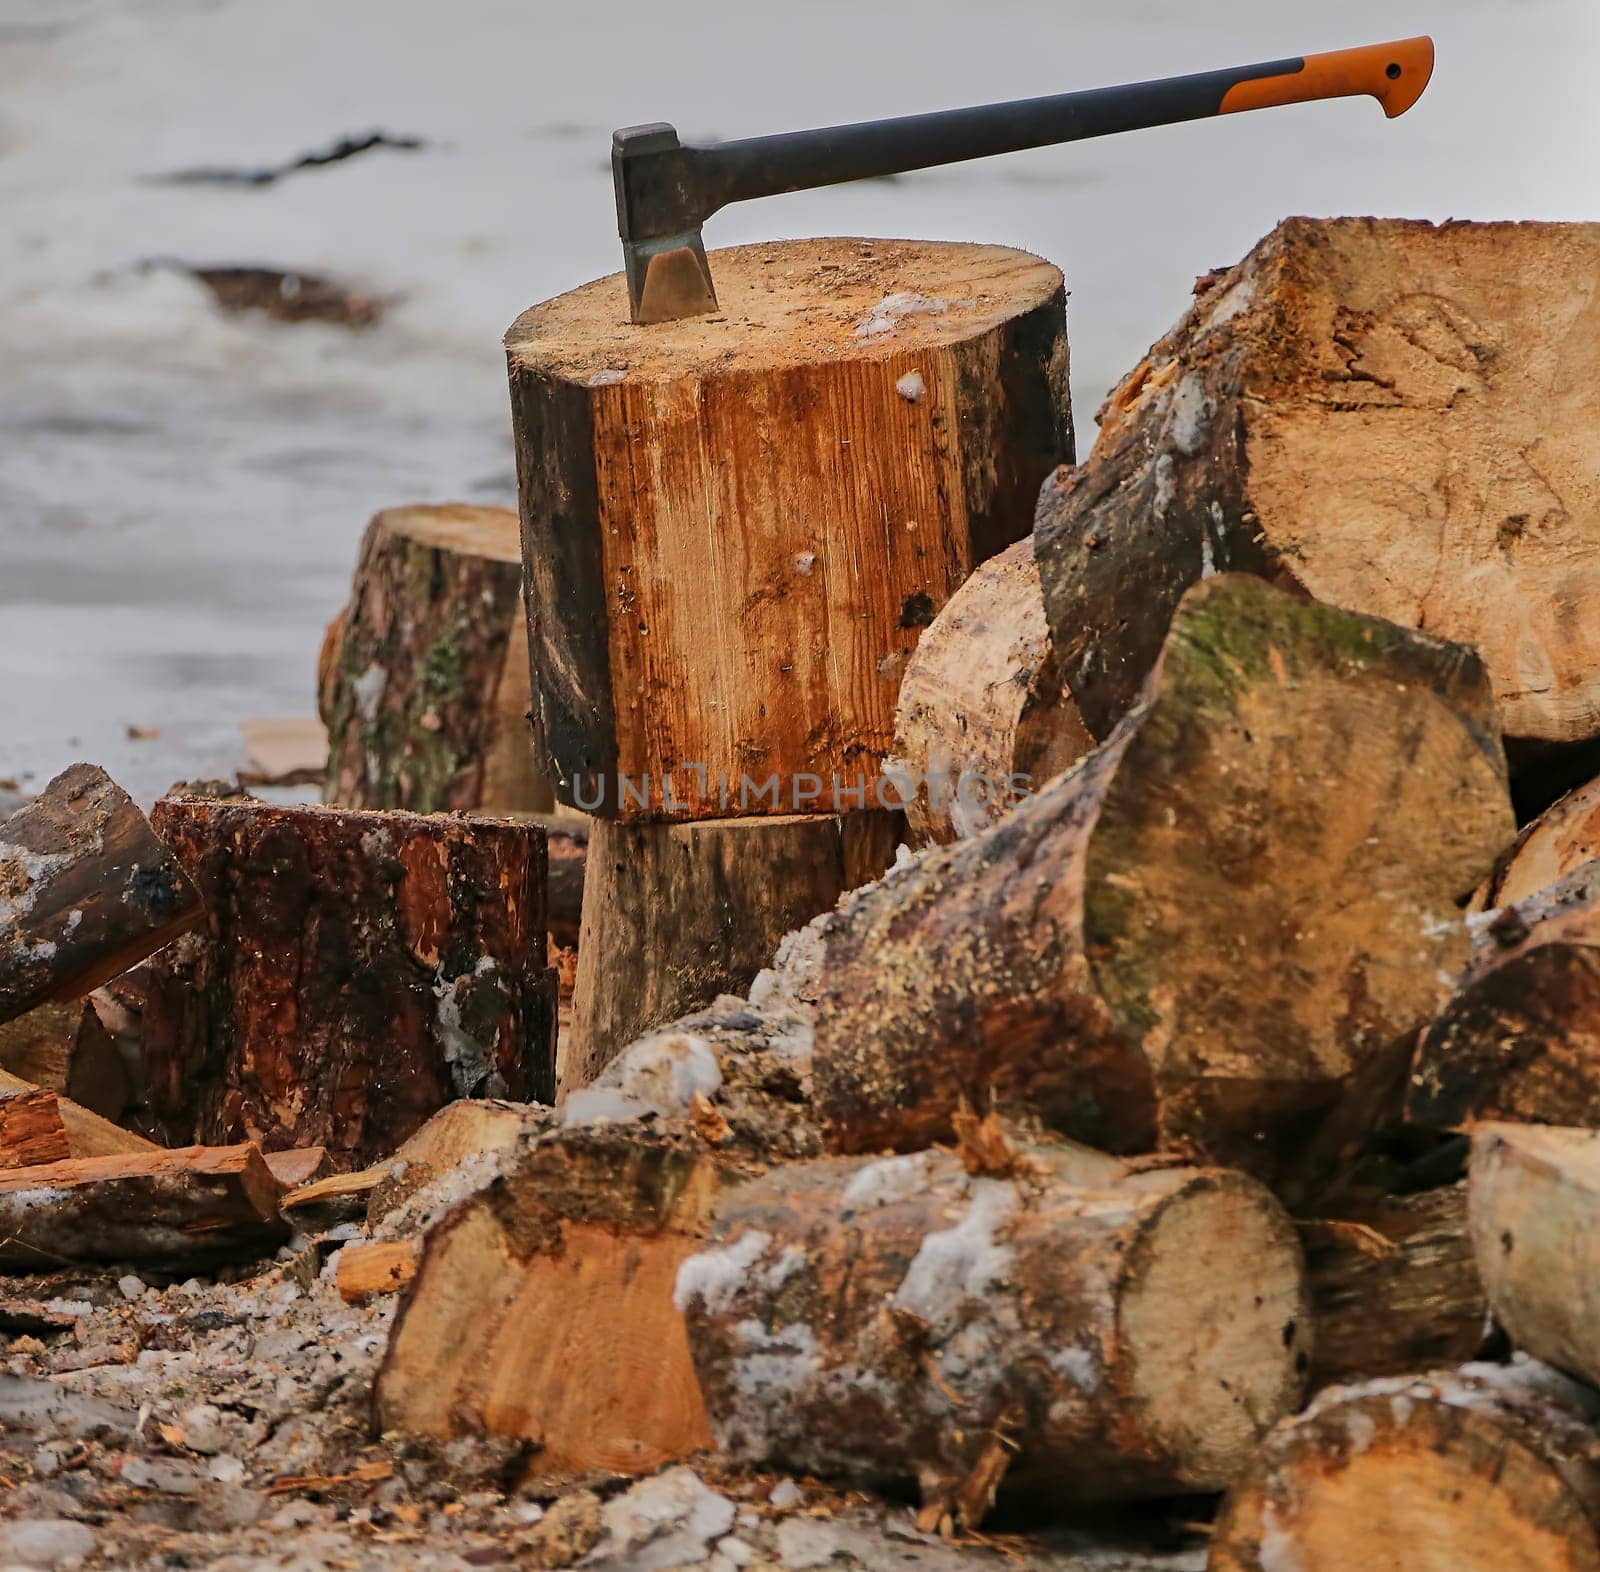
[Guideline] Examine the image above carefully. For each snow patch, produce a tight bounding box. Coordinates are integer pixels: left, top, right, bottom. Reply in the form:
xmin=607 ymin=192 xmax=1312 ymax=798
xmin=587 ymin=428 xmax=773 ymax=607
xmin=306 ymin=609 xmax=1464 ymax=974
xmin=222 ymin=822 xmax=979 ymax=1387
xmin=854 ymin=292 xmax=951 ymax=341
xmin=895 ymin=370 xmax=926 ymax=402
xmin=892 ymin=1178 xmax=1018 ymax=1332
xmin=675 ymin=1230 xmax=773 ymax=1314
xmin=842 ymin=1152 xmax=937 ymax=1211
xmin=352 ymin=663 xmax=387 ymax=722
xmin=1167 ymin=372 xmax=1210 ymax=457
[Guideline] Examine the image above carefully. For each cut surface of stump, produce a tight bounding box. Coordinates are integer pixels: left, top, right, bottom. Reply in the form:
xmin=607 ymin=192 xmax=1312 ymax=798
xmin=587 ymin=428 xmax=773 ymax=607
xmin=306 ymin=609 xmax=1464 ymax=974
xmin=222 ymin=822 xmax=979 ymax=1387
xmin=1470 ymin=1122 xmax=1600 ymax=1391
xmin=1036 ymin=218 xmax=1600 ymax=754
xmin=143 ymin=793 xmax=556 ymax=1167
xmin=562 ymin=810 xmax=897 ymax=1095
xmin=508 ymin=237 xmax=1072 ymax=819
xmin=319 ymin=504 xmax=550 ymax=814
xmin=0 ymin=764 xmax=202 ymax=1025
xmin=891 ymin=531 xmax=1092 ymax=846
xmin=1409 ymin=863 xmax=1600 ymax=1129
xmin=679 ymin=1136 xmax=1308 ymax=1523
xmin=812 ymin=574 xmax=1513 ymax=1196
xmin=1210 ymin=1362 xmax=1600 ymax=1572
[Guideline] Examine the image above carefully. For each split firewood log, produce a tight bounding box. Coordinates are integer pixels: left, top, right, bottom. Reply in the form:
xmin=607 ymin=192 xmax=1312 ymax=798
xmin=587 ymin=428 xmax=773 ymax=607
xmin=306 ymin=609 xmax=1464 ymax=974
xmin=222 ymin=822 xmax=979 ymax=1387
xmin=811 ymin=573 xmax=1513 ymax=1199
xmin=1469 ymin=1122 xmax=1600 ymax=1391
xmin=375 ymin=995 xmax=819 ymax=1477
xmin=336 ymin=1240 xmax=418 ymax=1304
xmin=679 ymin=1134 xmax=1308 ymax=1526
xmin=319 ymin=504 xmax=551 ymax=814
xmin=508 ymin=237 xmax=1071 ymax=821
xmin=1478 ymin=771 xmax=1600 ymax=909
xmin=0 ymin=1088 xmax=70 ymax=1169
xmin=0 ymin=997 xmax=131 ymax=1121
xmin=1299 ymin=1184 xmax=1489 ymax=1390
xmin=0 ymin=1066 xmax=156 ymax=1159
xmin=279 ymin=1099 xmax=536 ymax=1228
xmin=0 ymin=764 xmax=202 ymax=1026
xmin=1210 ymin=1361 xmax=1600 ymax=1571
xmin=563 ymin=810 xmax=897 ymax=1095
xmin=0 ymin=1144 xmax=289 ymax=1269
xmin=1034 ymin=218 xmax=1600 ymax=755
xmin=890 ymin=532 xmax=1092 ymax=846
xmin=1408 ymin=863 xmax=1600 ymax=1130
xmin=142 ymin=791 xmax=557 ymax=1167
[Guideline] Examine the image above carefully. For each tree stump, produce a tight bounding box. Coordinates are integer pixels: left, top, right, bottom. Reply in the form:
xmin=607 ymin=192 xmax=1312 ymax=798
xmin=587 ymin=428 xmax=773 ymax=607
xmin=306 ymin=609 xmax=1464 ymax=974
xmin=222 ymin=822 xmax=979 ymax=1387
xmin=1035 ymin=218 xmax=1600 ymax=755
xmin=809 ymin=574 xmax=1513 ymax=1200
xmin=1469 ymin=1122 xmax=1600 ymax=1391
xmin=1409 ymin=864 xmax=1600 ymax=1130
xmin=319 ymin=504 xmax=551 ymax=815
xmin=0 ymin=764 xmax=202 ymax=1025
xmin=143 ymin=792 xmax=556 ymax=1168
xmin=507 ymin=238 xmax=1072 ymax=820
xmin=679 ymin=1136 xmax=1308 ymax=1524
xmin=891 ymin=531 xmax=1092 ymax=846
xmin=562 ymin=809 xmax=898 ymax=1095
xmin=1211 ymin=1362 xmax=1600 ymax=1571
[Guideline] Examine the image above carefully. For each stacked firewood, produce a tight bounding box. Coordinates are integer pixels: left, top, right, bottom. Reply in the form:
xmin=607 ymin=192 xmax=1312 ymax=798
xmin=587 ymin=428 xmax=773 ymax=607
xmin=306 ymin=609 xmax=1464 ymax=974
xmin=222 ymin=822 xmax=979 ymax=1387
xmin=1 ymin=214 xmax=1598 ymax=1568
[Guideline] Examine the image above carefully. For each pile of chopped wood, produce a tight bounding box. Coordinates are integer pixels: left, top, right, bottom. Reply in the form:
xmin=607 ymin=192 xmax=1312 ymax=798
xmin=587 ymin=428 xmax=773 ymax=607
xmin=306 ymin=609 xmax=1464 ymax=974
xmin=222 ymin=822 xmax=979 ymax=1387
xmin=3 ymin=215 xmax=1600 ymax=1570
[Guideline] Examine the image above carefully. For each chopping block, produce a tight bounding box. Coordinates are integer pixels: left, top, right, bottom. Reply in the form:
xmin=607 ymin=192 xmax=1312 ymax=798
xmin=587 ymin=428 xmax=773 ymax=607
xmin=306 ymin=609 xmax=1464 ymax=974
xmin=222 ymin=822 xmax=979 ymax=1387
xmin=506 ymin=236 xmax=1072 ymax=823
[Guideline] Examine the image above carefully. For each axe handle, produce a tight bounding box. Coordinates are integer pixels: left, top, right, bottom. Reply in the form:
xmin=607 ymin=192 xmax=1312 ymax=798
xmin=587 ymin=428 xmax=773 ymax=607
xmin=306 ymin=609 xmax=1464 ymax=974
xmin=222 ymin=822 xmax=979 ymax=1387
xmin=676 ymin=38 xmax=1432 ymax=223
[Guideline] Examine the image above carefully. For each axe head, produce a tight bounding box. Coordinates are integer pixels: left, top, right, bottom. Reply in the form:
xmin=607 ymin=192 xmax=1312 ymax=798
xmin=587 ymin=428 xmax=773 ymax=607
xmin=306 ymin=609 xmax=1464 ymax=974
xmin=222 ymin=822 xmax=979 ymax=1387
xmin=612 ymin=124 xmax=720 ymax=325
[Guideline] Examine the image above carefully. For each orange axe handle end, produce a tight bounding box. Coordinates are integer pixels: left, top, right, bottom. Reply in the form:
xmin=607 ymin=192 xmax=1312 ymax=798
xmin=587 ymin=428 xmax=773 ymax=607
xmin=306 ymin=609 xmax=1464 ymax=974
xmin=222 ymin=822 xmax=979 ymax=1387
xmin=1221 ymin=36 xmax=1434 ymax=120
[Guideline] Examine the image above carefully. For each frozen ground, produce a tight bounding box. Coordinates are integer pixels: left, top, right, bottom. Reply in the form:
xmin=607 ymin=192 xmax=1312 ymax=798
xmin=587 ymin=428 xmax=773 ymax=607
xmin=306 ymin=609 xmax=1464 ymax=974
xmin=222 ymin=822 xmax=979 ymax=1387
xmin=1 ymin=0 xmax=1596 ymax=802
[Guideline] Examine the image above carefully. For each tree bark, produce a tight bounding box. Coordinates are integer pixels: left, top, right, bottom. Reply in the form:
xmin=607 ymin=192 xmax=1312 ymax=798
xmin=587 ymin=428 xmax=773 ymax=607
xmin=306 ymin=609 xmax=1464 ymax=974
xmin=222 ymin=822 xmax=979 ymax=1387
xmin=143 ymin=791 xmax=556 ymax=1168
xmin=1035 ymin=218 xmax=1600 ymax=755
xmin=679 ymin=1136 xmax=1308 ymax=1525
xmin=319 ymin=504 xmax=552 ymax=815
xmin=507 ymin=237 xmax=1072 ymax=820
xmin=1210 ymin=1362 xmax=1600 ymax=1572
xmin=0 ymin=1143 xmax=289 ymax=1269
xmin=1409 ymin=864 xmax=1600 ymax=1130
xmin=375 ymin=995 xmax=818 ymax=1477
xmin=562 ymin=810 xmax=897 ymax=1095
xmin=1469 ymin=1121 xmax=1600 ymax=1392
xmin=0 ymin=764 xmax=202 ymax=1024
xmin=0 ymin=998 xmax=130 ymax=1122
xmin=1479 ymin=770 xmax=1600 ymax=909
xmin=891 ymin=532 xmax=1092 ymax=847
xmin=810 ymin=574 xmax=1513 ymax=1199
xmin=0 ymin=1088 xmax=70 ymax=1169
xmin=1300 ymin=1184 xmax=1489 ymax=1391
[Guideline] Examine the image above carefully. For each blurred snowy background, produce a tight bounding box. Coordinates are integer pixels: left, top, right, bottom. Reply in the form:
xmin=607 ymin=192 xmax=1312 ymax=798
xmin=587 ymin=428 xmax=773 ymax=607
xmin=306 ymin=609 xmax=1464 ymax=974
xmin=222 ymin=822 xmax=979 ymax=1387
xmin=2 ymin=0 xmax=1596 ymax=801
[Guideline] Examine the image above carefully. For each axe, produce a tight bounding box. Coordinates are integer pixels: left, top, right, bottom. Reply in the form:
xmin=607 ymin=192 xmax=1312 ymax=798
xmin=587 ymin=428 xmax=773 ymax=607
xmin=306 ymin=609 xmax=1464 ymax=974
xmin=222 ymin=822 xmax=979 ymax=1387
xmin=613 ymin=36 xmax=1433 ymax=324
